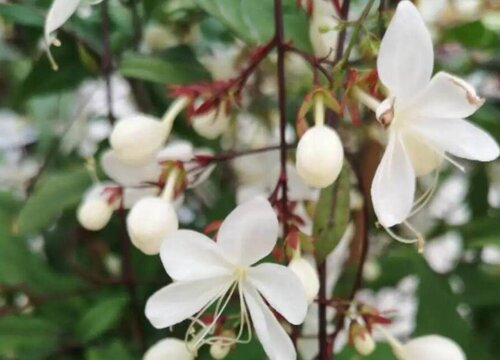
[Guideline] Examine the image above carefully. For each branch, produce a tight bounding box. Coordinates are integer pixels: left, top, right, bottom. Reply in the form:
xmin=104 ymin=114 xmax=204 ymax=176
xmin=101 ymin=0 xmax=115 ymax=123
xmin=273 ymin=0 xmax=290 ymax=239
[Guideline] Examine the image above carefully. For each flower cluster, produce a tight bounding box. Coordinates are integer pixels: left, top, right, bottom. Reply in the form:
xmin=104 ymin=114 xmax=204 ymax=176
xmin=63 ymin=0 xmax=499 ymax=359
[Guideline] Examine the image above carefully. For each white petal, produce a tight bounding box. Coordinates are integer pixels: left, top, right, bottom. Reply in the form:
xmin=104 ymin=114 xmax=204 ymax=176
xmin=217 ymin=197 xmax=279 ymax=266
xmin=145 ymin=277 xmax=232 ymax=329
xmin=377 ymin=1 xmax=433 ymax=102
xmin=243 ymin=284 xmax=296 ymax=360
xmin=371 ymin=133 xmax=416 ymax=227
xmin=247 ymin=263 xmax=308 ymax=325
xmin=161 ymin=230 xmax=233 ymax=281
xmin=101 ymin=149 xmax=161 ymax=186
xmin=122 ymin=187 xmax=159 ymax=209
xmin=45 ymin=0 xmax=81 ymax=44
xmin=411 ymin=72 xmax=484 ymax=119
xmin=403 ymin=335 xmax=465 ymax=360
xmin=411 ymin=118 xmax=499 ymax=161
xmin=156 ymin=140 xmax=194 ymax=162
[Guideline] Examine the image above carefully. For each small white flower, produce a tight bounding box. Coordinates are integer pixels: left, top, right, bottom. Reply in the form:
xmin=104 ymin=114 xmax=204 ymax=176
xmin=296 ymin=125 xmax=344 ymax=188
xmin=145 ymin=197 xmax=308 ymax=360
xmin=309 ymin=0 xmax=338 ymax=60
xmin=372 ymin=0 xmax=499 ymax=228
xmin=143 ymin=338 xmax=193 ymax=360
xmin=44 ymin=0 xmax=102 ymax=70
xmin=109 ymin=97 xmax=189 ymax=164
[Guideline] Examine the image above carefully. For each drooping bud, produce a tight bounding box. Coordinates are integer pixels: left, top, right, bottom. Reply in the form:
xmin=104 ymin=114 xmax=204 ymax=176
xmin=296 ymin=125 xmax=344 ymax=188
xmin=110 ymin=97 xmax=189 ymax=164
xmin=127 ymin=197 xmax=178 ymax=255
xmin=209 ymin=339 xmax=232 ymax=359
xmin=309 ymin=0 xmax=338 ymax=60
xmin=110 ymin=114 xmax=169 ymax=164
xmin=399 ymin=335 xmax=466 ymax=360
xmin=192 ymin=101 xmax=230 ymax=139
xmin=288 ymin=256 xmax=319 ymax=304
xmin=77 ymin=197 xmax=113 ymax=231
xmin=143 ymin=338 xmax=194 ymax=360
xmin=350 ymin=322 xmax=376 ymax=356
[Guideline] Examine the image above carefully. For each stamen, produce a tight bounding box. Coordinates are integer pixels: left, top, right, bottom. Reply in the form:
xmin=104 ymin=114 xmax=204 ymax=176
xmin=381 ymin=221 xmax=425 ymax=251
xmin=409 ymin=171 xmax=439 ymax=217
xmin=184 ymin=280 xmax=253 ymax=355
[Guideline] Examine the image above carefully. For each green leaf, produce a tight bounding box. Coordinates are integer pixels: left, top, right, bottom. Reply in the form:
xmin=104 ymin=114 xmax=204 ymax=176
xmin=119 ymin=49 xmax=211 ymax=84
xmin=414 ymin=258 xmax=492 ymax=360
xmin=86 ymin=340 xmax=134 ymax=360
xmin=0 ymin=316 xmax=59 ymax=355
xmin=194 ymin=0 xmax=312 ymax=50
xmin=313 ymin=166 xmax=351 ymax=263
xmin=336 ymin=343 xmax=395 ymax=360
xmin=16 ymin=166 xmax=92 ymax=235
xmin=442 ymin=21 xmax=499 ymax=49
xmin=0 ymin=4 xmax=44 ymax=27
xmin=77 ymin=296 xmax=128 ymax=343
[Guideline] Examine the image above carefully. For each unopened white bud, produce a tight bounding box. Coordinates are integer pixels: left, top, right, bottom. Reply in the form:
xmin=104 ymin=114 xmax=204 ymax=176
xmin=143 ymin=338 xmax=193 ymax=360
xmin=192 ymin=106 xmax=230 ymax=139
xmin=144 ymin=24 xmax=178 ymax=51
xmin=288 ymin=257 xmax=319 ymax=304
xmin=110 ymin=114 xmax=168 ymax=164
xmin=77 ymin=197 xmax=113 ymax=231
xmin=354 ymin=331 xmax=376 ymax=356
xmin=399 ymin=335 xmax=465 ymax=360
xmin=296 ymin=125 xmax=344 ymax=188
xmin=127 ymin=197 xmax=178 ymax=255
xmin=209 ymin=340 xmax=231 ymax=359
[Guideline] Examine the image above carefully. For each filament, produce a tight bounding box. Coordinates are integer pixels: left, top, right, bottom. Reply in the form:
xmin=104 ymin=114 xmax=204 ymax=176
xmin=409 ymin=170 xmax=439 ymax=217
xmin=352 ymin=87 xmax=381 ymax=113
xmin=160 ymin=168 xmax=179 ymax=201
xmin=184 ymin=280 xmax=253 ymax=355
xmin=382 ymin=221 xmax=425 ymax=251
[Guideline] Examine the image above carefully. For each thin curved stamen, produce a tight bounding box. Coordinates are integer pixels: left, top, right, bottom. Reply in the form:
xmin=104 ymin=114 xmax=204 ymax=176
xmin=381 ymin=221 xmax=425 ymax=251
xmin=410 ymin=170 xmax=439 ymax=217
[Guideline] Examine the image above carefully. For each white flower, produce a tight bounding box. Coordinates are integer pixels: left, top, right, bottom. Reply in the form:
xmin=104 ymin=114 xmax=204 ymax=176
xmin=296 ymin=125 xmax=344 ymax=188
xmin=109 ymin=97 xmax=189 ymax=164
xmin=44 ymin=0 xmax=102 ymax=70
xmin=143 ymin=338 xmax=193 ymax=360
xmin=145 ymin=197 xmax=308 ymax=360
xmin=378 ymin=326 xmax=466 ymax=360
xmin=309 ymin=0 xmax=338 ymax=60
xmin=371 ymin=0 xmax=499 ymax=228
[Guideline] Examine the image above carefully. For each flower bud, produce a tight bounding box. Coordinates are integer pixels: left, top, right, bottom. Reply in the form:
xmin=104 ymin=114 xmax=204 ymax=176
xmin=192 ymin=106 xmax=230 ymax=139
xmin=400 ymin=335 xmax=465 ymax=360
xmin=143 ymin=338 xmax=193 ymax=360
xmin=209 ymin=340 xmax=231 ymax=359
xmin=296 ymin=125 xmax=344 ymax=188
xmin=288 ymin=256 xmax=320 ymax=304
xmin=127 ymin=197 xmax=178 ymax=255
xmin=351 ymin=323 xmax=376 ymax=356
xmin=110 ymin=114 xmax=168 ymax=164
xmin=77 ymin=197 xmax=113 ymax=231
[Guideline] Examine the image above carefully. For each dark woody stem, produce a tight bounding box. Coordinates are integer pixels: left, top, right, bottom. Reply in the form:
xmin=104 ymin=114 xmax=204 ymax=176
xmin=101 ymin=0 xmax=114 ymax=123
xmin=273 ymin=0 xmax=290 ymax=238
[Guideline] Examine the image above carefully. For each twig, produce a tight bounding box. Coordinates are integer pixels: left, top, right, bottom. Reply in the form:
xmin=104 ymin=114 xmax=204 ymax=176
xmin=118 ymin=206 xmax=146 ymax=350
xmin=329 ymin=159 xmax=370 ymax=357
xmin=273 ymin=0 xmax=290 ymax=237
xmin=101 ymin=0 xmax=115 ymax=123
xmin=334 ymin=0 xmax=376 ymax=70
